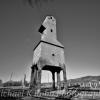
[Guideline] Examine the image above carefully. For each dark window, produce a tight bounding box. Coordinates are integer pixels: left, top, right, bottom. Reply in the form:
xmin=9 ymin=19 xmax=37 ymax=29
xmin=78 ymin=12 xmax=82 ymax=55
xmin=50 ymin=16 xmax=52 ymax=19
xmin=38 ymin=25 xmax=46 ymax=34
xmin=51 ymin=29 xmax=53 ymax=32
xmin=52 ymin=54 xmax=55 ymax=56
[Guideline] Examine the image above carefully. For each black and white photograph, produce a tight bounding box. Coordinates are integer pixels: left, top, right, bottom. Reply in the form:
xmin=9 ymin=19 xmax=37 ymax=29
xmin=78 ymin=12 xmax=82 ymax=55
xmin=0 ymin=0 xmax=100 ymax=100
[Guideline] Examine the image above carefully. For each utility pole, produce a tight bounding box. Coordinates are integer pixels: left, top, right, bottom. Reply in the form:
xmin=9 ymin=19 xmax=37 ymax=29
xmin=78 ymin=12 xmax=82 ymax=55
xmin=10 ymin=72 xmax=13 ymax=81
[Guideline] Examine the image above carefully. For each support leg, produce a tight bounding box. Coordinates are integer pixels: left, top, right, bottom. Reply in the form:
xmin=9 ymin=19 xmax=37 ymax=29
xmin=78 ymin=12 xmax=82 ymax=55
xmin=63 ymin=64 xmax=67 ymax=90
xmin=30 ymin=66 xmax=37 ymax=88
xmin=52 ymin=72 xmax=55 ymax=90
xmin=37 ymin=69 xmax=42 ymax=93
xmin=57 ymin=71 xmax=61 ymax=90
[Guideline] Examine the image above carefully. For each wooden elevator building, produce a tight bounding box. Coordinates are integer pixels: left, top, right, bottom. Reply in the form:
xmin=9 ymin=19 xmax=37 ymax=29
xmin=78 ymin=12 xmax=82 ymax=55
xmin=30 ymin=16 xmax=67 ymax=92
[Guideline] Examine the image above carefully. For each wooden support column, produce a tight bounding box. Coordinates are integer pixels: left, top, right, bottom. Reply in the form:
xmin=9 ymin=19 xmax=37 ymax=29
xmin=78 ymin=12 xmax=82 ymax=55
xmin=52 ymin=71 xmax=55 ymax=90
xmin=30 ymin=66 xmax=35 ymax=88
xmin=30 ymin=66 xmax=34 ymax=86
xmin=37 ymin=69 xmax=42 ymax=93
xmin=30 ymin=65 xmax=37 ymax=89
xmin=57 ymin=71 xmax=61 ymax=90
xmin=63 ymin=64 xmax=67 ymax=90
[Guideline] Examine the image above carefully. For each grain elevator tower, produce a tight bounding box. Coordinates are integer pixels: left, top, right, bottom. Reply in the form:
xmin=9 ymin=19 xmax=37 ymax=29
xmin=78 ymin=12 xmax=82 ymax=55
xmin=30 ymin=16 xmax=67 ymax=92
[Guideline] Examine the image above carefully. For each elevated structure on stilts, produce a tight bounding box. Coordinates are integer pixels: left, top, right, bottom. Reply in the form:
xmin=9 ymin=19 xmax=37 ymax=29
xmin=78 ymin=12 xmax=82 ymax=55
xmin=30 ymin=16 xmax=67 ymax=92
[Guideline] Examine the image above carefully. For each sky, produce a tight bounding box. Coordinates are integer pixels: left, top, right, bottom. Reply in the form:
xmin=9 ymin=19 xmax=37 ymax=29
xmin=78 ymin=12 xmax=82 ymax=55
xmin=0 ymin=0 xmax=100 ymax=83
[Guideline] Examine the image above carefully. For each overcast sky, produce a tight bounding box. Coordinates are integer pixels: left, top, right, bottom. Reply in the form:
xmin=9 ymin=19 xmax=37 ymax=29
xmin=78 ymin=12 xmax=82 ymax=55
xmin=0 ymin=0 xmax=100 ymax=83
